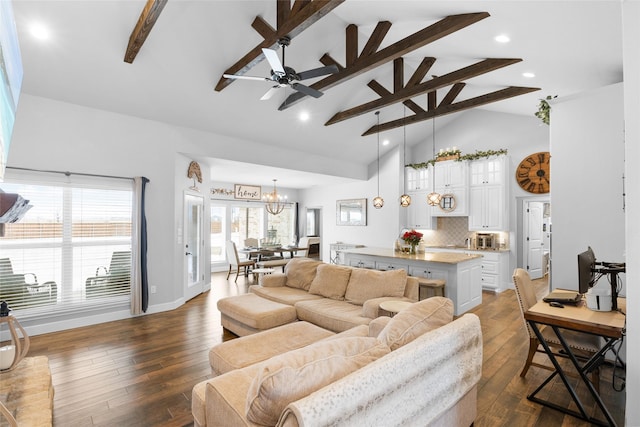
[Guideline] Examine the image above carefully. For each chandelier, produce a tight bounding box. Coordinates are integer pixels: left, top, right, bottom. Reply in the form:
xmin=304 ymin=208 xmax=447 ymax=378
xmin=263 ymin=179 xmax=287 ymax=215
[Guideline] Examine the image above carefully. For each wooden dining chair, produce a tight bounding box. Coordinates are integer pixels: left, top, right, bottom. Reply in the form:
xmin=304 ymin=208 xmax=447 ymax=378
xmin=512 ymin=268 xmax=602 ymax=391
xmin=226 ymin=241 xmax=255 ymax=282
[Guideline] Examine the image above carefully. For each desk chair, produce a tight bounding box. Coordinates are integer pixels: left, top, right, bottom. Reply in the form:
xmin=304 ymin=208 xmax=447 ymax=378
xmin=226 ymin=241 xmax=256 ymax=282
xmin=512 ymin=268 xmax=601 ymax=391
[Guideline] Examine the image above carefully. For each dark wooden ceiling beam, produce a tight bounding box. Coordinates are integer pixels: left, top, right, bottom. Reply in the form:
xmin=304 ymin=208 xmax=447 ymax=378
xmin=290 ymin=0 xmax=312 ymax=16
xmin=277 ymin=0 xmax=291 ymax=28
xmin=346 ymin=24 xmax=359 ymax=66
xmin=406 ymin=57 xmax=436 ymax=87
xmin=367 ymin=80 xmax=425 ymax=114
xmin=440 ymin=82 xmax=466 ymax=106
xmin=362 ymin=86 xmax=540 ymax=136
xmin=278 ymin=12 xmax=490 ymax=110
xmin=359 ymin=21 xmax=392 ymax=58
xmin=319 ymin=53 xmax=345 ymax=71
xmin=124 ymin=0 xmax=168 ymax=64
xmin=214 ymin=0 xmax=344 ymax=92
xmin=394 ymin=58 xmax=404 ymax=93
xmin=325 ymin=58 xmax=521 ymax=125
xmin=251 ymin=16 xmax=276 ymax=40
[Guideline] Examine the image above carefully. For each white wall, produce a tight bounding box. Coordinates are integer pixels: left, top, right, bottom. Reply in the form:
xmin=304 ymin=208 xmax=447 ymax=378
xmin=550 ymin=83 xmax=625 ymax=292
xmin=299 ymin=148 xmax=400 ymax=261
xmin=622 ymin=1 xmax=640 ymax=422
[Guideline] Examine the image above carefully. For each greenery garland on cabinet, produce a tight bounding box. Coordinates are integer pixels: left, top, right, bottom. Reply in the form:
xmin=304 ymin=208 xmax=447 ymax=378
xmin=534 ymin=95 xmax=558 ymax=125
xmin=406 ymin=148 xmax=508 ymax=169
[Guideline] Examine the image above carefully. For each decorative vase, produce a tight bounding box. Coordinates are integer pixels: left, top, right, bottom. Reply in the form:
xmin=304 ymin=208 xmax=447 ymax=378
xmin=410 ymin=244 xmax=417 ymax=254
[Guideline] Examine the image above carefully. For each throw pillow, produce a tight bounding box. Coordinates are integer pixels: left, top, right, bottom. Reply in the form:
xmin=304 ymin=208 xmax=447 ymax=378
xmin=344 ymin=268 xmax=407 ymax=306
xmin=246 ymin=337 xmax=390 ymax=426
xmin=378 ymin=297 xmax=454 ymax=350
xmin=308 ymin=264 xmax=352 ymax=300
xmin=284 ymin=258 xmax=322 ymax=290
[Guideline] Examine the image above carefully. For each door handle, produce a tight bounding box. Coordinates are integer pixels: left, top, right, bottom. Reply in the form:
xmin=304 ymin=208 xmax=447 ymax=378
xmin=186 ymin=252 xmax=192 ymax=255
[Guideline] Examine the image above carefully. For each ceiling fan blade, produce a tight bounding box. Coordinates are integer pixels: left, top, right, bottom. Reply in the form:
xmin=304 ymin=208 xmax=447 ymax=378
xmin=291 ymin=83 xmax=324 ymax=99
xmin=223 ymin=74 xmax=270 ymax=82
xmin=262 ymin=48 xmax=285 ymax=75
xmin=296 ymin=64 xmax=339 ymax=81
xmin=260 ymin=86 xmax=280 ymax=101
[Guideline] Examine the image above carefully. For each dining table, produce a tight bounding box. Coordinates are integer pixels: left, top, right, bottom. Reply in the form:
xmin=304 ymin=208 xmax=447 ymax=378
xmin=239 ymin=246 xmax=303 ymax=261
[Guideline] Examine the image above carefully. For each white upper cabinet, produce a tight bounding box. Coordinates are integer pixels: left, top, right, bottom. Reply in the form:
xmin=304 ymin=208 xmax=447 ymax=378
xmin=470 ymin=156 xmax=505 ymax=186
xmin=405 ymin=166 xmax=431 ymax=191
xmin=434 ymin=160 xmax=468 ymax=189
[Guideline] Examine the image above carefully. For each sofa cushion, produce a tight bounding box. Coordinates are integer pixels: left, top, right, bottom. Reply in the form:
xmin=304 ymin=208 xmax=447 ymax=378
xmin=246 ymin=336 xmax=390 ymax=426
xmin=377 ymin=297 xmax=454 ymax=350
xmin=295 ymin=298 xmax=372 ymax=332
xmin=308 ymin=264 xmax=352 ymax=300
xmin=344 ymin=268 xmax=407 ymax=306
xmin=284 ymin=258 xmax=322 ymax=291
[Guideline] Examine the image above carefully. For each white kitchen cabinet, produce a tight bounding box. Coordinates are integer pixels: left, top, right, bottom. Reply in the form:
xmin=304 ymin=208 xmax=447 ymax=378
xmin=470 ymin=156 xmax=505 ymax=186
xmin=375 ymin=261 xmax=409 ymax=271
xmin=479 ymin=251 xmax=509 ymax=292
xmin=469 ymin=185 xmax=505 ymax=230
xmin=433 ymin=160 xmax=469 ymax=216
xmin=408 ymin=265 xmax=450 ymax=283
xmin=405 ymin=190 xmax=436 ymax=229
xmin=434 ymin=160 xmax=468 ymax=189
xmin=346 ymin=258 xmax=376 ymax=269
xmin=405 ymin=167 xmax=431 ymax=191
xmin=468 ymin=156 xmax=508 ymax=231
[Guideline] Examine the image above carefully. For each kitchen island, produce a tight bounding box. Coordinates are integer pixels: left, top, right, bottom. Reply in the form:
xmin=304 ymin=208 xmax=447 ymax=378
xmin=340 ymin=247 xmax=483 ymax=315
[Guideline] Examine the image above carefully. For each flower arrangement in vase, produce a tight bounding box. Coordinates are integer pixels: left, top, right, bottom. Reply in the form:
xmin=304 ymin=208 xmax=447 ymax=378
xmin=402 ymin=229 xmax=423 ymax=254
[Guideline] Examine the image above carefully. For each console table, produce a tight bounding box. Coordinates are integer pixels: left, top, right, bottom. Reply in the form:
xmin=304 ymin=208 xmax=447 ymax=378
xmin=525 ymin=299 xmax=626 ymax=426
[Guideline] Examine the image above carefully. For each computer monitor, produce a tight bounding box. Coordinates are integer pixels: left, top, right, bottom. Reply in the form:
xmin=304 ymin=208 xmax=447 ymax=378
xmin=577 ymin=246 xmax=596 ymax=295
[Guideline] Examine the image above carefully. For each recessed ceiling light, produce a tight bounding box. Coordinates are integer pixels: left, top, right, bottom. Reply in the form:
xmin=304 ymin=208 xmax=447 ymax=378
xmin=298 ymin=111 xmax=310 ymax=121
xmin=29 ymin=22 xmax=50 ymax=40
xmin=494 ymin=34 xmax=510 ymax=43
xmin=522 ymin=72 xmax=536 ymax=78
xmin=382 ymin=139 xmax=390 ymax=146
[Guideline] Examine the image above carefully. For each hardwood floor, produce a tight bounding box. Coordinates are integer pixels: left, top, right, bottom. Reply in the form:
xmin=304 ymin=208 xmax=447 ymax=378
xmin=25 ymin=272 xmax=625 ymax=426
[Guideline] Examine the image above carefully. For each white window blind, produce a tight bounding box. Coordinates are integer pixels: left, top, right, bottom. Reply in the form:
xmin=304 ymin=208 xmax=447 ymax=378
xmin=0 ymin=177 xmax=133 ymax=317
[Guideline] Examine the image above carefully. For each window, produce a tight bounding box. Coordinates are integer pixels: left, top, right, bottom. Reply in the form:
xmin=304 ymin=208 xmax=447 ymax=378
xmin=0 ymin=177 xmax=133 ymax=317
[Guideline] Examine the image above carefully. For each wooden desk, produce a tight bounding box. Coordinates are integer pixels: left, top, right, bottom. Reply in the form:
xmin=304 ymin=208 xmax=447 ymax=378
xmin=524 ymin=299 xmax=626 ymax=426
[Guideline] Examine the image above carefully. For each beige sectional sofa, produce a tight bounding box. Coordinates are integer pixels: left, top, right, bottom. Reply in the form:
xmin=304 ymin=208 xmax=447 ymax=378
xmin=193 ymin=297 xmax=483 ymax=427
xmin=218 ymin=258 xmax=419 ymax=335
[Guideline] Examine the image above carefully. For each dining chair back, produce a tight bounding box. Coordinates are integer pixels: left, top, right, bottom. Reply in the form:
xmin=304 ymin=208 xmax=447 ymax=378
xmin=512 ymin=268 xmax=601 ymax=390
xmin=226 ymin=241 xmax=256 ymax=282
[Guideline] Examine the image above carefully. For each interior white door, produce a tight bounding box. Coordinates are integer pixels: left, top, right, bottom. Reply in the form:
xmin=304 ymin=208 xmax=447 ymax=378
xmin=525 ymin=201 xmax=544 ymax=279
xmin=185 ymin=193 xmax=204 ymax=301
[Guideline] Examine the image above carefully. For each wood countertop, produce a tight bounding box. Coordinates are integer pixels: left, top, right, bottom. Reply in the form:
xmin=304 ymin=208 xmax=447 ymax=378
xmin=340 ymin=247 xmax=482 ymax=264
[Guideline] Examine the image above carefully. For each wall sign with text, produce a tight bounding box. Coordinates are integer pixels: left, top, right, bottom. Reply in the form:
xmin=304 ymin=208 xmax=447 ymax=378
xmin=234 ymin=184 xmax=262 ymax=200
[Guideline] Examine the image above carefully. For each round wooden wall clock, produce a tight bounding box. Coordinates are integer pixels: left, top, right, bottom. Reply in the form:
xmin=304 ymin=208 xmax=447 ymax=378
xmin=516 ymin=152 xmax=550 ymax=194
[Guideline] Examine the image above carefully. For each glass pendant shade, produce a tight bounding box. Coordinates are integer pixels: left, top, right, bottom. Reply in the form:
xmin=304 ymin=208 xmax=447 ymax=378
xmin=427 ymin=191 xmax=442 ymax=206
xmin=400 ymin=193 xmax=412 ymax=207
xmin=373 ymin=196 xmax=384 ymax=209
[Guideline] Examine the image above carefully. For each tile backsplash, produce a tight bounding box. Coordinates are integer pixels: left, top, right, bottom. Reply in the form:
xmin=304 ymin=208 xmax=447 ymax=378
xmin=419 ymin=217 xmax=509 ymax=249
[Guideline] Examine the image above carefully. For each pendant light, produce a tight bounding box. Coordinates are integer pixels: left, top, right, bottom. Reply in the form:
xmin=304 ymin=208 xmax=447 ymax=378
xmin=372 ymin=111 xmax=384 ymax=209
xmin=400 ymin=106 xmax=411 ymax=207
xmin=426 ymin=101 xmax=442 ymax=206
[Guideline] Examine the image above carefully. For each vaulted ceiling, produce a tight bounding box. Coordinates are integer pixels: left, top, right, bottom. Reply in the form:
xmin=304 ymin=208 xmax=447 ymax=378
xmin=12 ymin=0 xmax=623 ymax=187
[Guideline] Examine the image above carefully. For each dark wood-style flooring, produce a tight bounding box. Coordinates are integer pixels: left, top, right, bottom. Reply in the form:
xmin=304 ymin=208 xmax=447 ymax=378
xmin=24 ymin=272 xmax=625 ymax=426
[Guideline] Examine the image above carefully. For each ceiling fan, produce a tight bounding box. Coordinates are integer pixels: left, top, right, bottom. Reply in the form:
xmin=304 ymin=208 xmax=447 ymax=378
xmin=223 ymin=37 xmax=338 ymax=101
